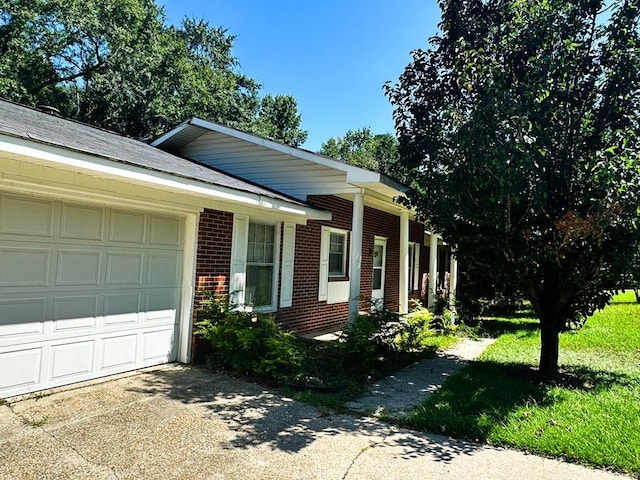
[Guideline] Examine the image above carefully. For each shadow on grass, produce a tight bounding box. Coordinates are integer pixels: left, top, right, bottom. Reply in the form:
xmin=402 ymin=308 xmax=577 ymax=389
xmin=473 ymin=317 xmax=539 ymax=338
xmin=397 ymin=359 xmax=636 ymax=443
xmin=126 ymin=364 xmax=485 ymax=464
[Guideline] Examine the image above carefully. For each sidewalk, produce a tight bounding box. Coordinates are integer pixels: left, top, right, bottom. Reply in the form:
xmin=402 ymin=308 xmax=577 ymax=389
xmin=346 ymin=338 xmax=495 ymax=418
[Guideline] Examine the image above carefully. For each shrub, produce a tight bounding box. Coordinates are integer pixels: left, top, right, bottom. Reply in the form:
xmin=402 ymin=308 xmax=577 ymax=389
xmin=396 ymin=304 xmax=434 ymax=351
xmin=338 ymin=301 xmax=401 ymax=377
xmin=196 ymin=294 xmax=301 ymax=382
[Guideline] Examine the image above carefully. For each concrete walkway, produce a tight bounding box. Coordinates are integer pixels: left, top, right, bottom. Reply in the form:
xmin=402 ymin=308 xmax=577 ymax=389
xmin=346 ymin=338 xmax=496 ymax=418
xmin=0 ymin=364 xmax=631 ymax=480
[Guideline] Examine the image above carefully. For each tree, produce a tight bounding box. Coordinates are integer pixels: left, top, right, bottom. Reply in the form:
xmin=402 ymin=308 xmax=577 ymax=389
xmin=319 ymin=128 xmax=405 ymax=180
xmin=0 ymin=0 xmax=307 ymax=144
xmin=385 ymin=0 xmax=640 ymax=376
xmin=253 ymin=94 xmax=308 ymax=147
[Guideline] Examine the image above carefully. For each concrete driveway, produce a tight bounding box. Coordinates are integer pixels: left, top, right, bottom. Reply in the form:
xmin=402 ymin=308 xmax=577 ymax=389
xmin=0 ymin=365 xmax=631 ymax=480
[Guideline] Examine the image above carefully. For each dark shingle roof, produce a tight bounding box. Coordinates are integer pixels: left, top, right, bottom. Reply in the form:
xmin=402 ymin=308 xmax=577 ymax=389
xmin=0 ymin=99 xmax=308 ymax=206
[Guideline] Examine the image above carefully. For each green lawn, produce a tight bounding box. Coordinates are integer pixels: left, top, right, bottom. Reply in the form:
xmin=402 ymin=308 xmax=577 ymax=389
xmin=398 ymin=292 xmax=640 ymax=476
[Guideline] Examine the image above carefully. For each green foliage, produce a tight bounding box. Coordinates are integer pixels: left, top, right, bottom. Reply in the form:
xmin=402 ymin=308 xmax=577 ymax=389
xmin=396 ymin=304 xmax=434 ymax=351
xmin=196 ymin=295 xmax=301 ymax=382
xmin=0 ymin=0 xmax=307 ymax=144
xmin=400 ymin=293 xmax=640 ymax=477
xmin=319 ymin=128 xmax=407 ymax=181
xmin=385 ymin=0 xmax=640 ymax=375
xmin=337 ymin=306 xmax=401 ymax=377
xmin=456 ymin=264 xmax=525 ymax=318
xmin=253 ymin=94 xmax=308 ymax=147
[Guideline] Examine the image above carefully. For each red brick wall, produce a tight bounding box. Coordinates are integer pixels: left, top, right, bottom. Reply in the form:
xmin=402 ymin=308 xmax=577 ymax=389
xmin=191 ymin=200 xmax=430 ymax=345
xmin=361 ymin=207 xmax=401 ymax=311
xmin=191 ymin=208 xmax=233 ymax=362
xmin=276 ymin=195 xmax=353 ymax=333
xmin=276 ymin=195 xmax=428 ymax=334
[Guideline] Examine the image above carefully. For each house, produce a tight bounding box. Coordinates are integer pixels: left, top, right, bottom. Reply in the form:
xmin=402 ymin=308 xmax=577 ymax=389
xmin=153 ymin=118 xmax=458 ymax=350
xmin=0 ymin=99 xmax=459 ymax=398
xmin=0 ymin=99 xmax=328 ymax=397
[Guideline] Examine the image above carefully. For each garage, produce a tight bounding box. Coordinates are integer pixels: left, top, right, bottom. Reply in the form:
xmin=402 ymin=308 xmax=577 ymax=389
xmin=0 ymin=192 xmax=184 ymax=397
xmin=0 ymin=99 xmax=328 ymax=399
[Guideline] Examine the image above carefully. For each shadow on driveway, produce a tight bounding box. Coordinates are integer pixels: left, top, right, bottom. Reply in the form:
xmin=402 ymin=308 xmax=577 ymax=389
xmin=128 ymin=365 xmax=482 ymax=463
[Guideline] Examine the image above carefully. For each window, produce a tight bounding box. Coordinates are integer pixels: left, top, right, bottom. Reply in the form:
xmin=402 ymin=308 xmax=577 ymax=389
xmin=246 ymin=222 xmax=276 ymax=307
xmin=319 ymin=226 xmax=350 ymax=302
xmin=328 ymin=232 xmax=347 ymax=277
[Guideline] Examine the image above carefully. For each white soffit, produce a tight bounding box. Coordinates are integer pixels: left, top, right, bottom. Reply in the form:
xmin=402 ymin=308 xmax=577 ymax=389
xmin=154 ymin=118 xmax=409 ymax=201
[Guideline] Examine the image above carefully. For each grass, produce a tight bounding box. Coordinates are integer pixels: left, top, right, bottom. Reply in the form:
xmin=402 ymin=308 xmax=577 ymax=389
xmin=398 ymin=291 xmax=640 ymax=476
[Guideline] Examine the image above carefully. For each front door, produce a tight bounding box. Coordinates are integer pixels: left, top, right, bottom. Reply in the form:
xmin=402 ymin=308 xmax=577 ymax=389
xmin=371 ymin=237 xmax=387 ymax=309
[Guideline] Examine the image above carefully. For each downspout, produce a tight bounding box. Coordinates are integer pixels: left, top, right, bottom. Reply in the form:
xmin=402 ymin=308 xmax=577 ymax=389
xmin=348 ymin=191 xmax=364 ymax=321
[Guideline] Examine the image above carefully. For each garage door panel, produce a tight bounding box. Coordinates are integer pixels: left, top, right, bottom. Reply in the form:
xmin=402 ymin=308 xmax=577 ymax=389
xmin=50 ymin=340 xmax=95 ymax=381
xmin=56 ymin=250 xmax=102 ymax=286
xmin=145 ymin=290 xmax=179 ymax=323
xmin=147 ymin=253 xmax=180 ymax=285
xmin=150 ymin=215 xmax=182 ymax=246
xmin=106 ymin=252 xmax=144 ymax=285
xmin=0 ymin=247 xmax=50 ymax=287
xmin=0 ymin=298 xmax=46 ymax=338
xmin=110 ymin=210 xmax=146 ymax=244
xmin=0 ymin=194 xmax=53 ymax=237
xmin=142 ymin=329 xmax=175 ymax=362
xmin=0 ymin=348 xmax=42 ymax=392
xmin=60 ymin=203 xmax=105 ymax=241
xmin=100 ymin=334 xmax=137 ymax=369
xmin=104 ymin=293 xmax=141 ymax=326
xmin=53 ymin=296 xmax=99 ymax=332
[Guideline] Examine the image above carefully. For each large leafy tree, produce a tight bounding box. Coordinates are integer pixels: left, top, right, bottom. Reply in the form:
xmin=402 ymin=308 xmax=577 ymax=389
xmin=0 ymin=0 xmax=307 ymax=144
xmin=253 ymin=94 xmax=308 ymax=147
xmin=386 ymin=0 xmax=640 ymax=375
xmin=319 ymin=128 xmax=405 ymax=180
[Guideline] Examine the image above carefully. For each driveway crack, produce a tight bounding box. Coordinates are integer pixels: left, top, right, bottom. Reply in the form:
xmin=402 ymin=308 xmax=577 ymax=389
xmin=342 ymin=433 xmax=390 ymax=480
xmin=37 ymin=424 xmax=121 ymax=479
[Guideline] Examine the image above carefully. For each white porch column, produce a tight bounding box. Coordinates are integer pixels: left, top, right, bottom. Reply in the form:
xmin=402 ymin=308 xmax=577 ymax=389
xmin=399 ymin=210 xmax=409 ymax=313
xmin=449 ymin=252 xmax=458 ymax=312
xmin=349 ymin=191 xmax=364 ymax=321
xmin=427 ymin=233 xmax=439 ymax=310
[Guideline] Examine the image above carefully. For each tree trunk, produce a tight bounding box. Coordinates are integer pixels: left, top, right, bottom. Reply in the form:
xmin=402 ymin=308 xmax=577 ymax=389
xmin=539 ymin=318 xmax=560 ymax=377
xmin=634 ymin=289 xmax=640 ymax=303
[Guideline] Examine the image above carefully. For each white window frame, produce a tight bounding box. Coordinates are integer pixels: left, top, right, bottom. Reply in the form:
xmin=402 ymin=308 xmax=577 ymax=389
xmin=328 ymin=230 xmax=348 ymax=277
xmin=230 ymin=214 xmax=281 ymax=313
xmin=319 ymin=226 xmax=349 ymax=301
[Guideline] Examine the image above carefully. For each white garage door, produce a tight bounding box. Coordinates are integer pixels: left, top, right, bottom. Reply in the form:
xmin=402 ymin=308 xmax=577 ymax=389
xmin=0 ymin=193 xmax=184 ymax=397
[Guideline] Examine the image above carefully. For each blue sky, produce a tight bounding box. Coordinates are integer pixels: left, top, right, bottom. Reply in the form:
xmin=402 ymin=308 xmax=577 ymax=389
xmin=158 ymin=1 xmax=442 ymax=151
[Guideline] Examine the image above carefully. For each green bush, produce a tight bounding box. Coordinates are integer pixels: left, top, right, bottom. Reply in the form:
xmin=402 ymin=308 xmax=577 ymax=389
xmin=338 ymin=303 xmax=400 ymax=377
xmin=396 ymin=305 xmax=434 ymax=351
xmin=196 ymin=294 xmax=301 ymax=382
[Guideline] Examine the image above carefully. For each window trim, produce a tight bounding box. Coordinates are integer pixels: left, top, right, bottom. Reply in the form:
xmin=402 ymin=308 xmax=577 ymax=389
xmin=319 ymin=226 xmax=350 ymax=302
xmin=230 ymin=215 xmax=281 ymax=313
xmin=328 ymin=230 xmax=348 ymax=278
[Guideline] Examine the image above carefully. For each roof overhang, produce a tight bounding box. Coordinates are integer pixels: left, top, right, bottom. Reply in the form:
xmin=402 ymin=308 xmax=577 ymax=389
xmin=153 ymin=117 xmax=410 ymax=210
xmin=0 ymin=133 xmax=331 ymax=222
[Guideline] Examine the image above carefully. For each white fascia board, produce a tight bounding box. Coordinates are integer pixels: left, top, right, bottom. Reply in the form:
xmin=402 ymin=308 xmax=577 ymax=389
xmin=0 ymin=134 xmax=330 ymax=221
